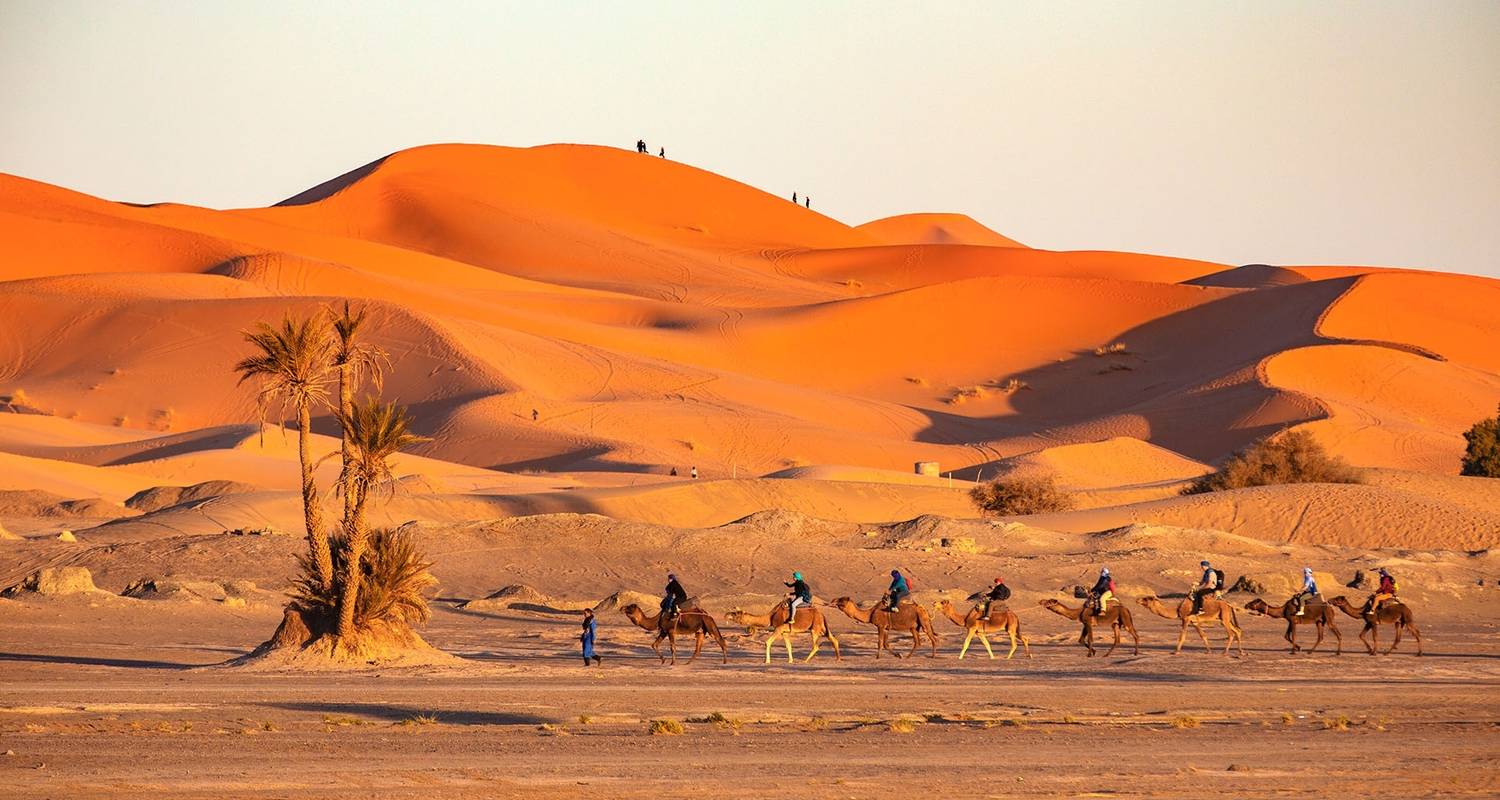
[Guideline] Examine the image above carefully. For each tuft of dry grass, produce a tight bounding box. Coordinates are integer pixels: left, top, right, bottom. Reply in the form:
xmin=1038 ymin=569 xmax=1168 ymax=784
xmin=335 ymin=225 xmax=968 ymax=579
xmin=1093 ymin=342 xmax=1130 ymax=356
xmin=539 ymin=723 xmax=569 ymax=736
xmin=806 ymin=716 xmax=828 ymax=731
xmin=398 ymin=713 xmax=438 ymax=727
xmin=970 ymin=474 xmax=1075 ymax=516
xmin=946 ymin=385 xmax=987 ymax=405
xmin=1185 ymin=430 xmax=1360 ymax=494
xmin=996 ymin=377 xmax=1029 ymax=393
xmin=577 ymin=714 xmax=593 ymax=725
xmin=842 ymin=278 xmax=863 ymax=289
xmin=905 ymin=376 xmax=928 ymax=387
xmin=1171 ymin=715 xmax=1201 ymax=729
xmin=259 ymin=720 xmax=278 ymax=732
xmin=887 ymin=718 xmax=918 ymax=734
xmin=1280 ymin=712 xmax=1296 ymax=725
xmin=1060 ymin=714 xmax=1077 ymax=724
xmin=1321 ymin=715 xmax=1351 ymax=731
xmin=648 ymin=718 xmax=685 ymax=736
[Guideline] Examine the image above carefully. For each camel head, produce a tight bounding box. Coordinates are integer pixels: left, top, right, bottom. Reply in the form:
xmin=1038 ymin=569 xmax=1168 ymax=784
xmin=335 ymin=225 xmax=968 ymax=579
xmin=1244 ymin=598 xmax=1270 ymax=615
xmin=1038 ymin=598 xmax=1063 ymax=610
xmin=725 ymin=608 xmax=747 ymax=624
xmin=831 ymin=596 xmax=856 ymax=610
xmin=619 ymin=603 xmax=644 ymax=619
xmin=935 ymin=599 xmax=954 ymax=612
xmin=1137 ymin=595 xmax=1159 ymax=607
xmin=1326 ymin=595 xmax=1350 ymax=608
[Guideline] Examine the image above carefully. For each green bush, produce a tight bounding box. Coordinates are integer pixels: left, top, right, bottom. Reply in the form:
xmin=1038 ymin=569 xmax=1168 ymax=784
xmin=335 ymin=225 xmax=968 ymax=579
xmin=1184 ymin=430 xmax=1360 ymax=494
xmin=1460 ymin=404 xmax=1500 ymax=478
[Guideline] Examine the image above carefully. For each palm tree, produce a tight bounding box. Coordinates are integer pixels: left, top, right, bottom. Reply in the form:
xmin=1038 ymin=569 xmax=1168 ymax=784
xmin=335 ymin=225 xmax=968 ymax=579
xmin=329 ymin=302 xmax=388 ymax=525
xmin=335 ymin=398 xmax=428 ymax=640
xmin=234 ymin=314 xmax=337 ymax=590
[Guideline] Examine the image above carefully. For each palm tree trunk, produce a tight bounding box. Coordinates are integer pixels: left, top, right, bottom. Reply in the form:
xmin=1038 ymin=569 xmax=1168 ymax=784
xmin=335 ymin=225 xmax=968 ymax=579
xmin=298 ymin=401 xmax=334 ymax=590
xmin=336 ymin=481 xmax=370 ymax=640
xmin=338 ymin=361 xmax=356 ymax=526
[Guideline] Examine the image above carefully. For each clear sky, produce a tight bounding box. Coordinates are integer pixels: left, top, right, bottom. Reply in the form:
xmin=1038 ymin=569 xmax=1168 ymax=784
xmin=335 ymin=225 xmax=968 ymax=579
xmin=3 ymin=1 xmax=1497 ymax=276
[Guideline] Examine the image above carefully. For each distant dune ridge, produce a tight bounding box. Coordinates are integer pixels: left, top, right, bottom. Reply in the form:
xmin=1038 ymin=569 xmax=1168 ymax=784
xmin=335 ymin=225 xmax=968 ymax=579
xmin=1 ymin=142 xmax=1498 ymax=552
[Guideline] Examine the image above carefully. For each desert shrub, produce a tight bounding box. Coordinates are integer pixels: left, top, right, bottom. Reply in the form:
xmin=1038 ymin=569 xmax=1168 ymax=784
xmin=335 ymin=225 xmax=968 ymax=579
xmin=291 ymin=527 xmax=436 ymax=631
xmin=887 ymin=718 xmax=917 ymax=734
xmin=1321 ymin=715 xmax=1350 ymax=731
xmin=1171 ymin=715 xmax=1200 ymax=729
xmin=1093 ymin=342 xmax=1129 ymax=356
xmin=1183 ymin=430 xmax=1360 ymax=494
xmin=1460 ymin=404 xmax=1500 ymax=477
xmin=648 ymin=718 xmax=684 ymax=736
xmin=969 ymin=475 xmax=1075 ymax=516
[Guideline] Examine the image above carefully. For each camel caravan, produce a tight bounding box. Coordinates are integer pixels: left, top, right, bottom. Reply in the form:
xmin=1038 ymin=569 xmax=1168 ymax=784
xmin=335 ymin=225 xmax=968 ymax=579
xmin=613 ymin=564 xmax=1422 ymax=665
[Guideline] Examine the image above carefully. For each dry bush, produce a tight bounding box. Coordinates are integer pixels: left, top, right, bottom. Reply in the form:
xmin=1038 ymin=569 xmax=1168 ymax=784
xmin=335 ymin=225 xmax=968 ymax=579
xmin=806 ymin=716 xmax=828 ymax=731
xmin=969 ymin=475 xmax=1076 ymax=516
xmin=887 ymin=718 xmax=918 ymax=734
xmin=1171 ymin=715 xmax=1201 ymax=729
xmin=577 ymin=714 xmax=593 ymax=725
xmin=1183 ymin=430 xmax=1360 ymax=494
xmin=905 ymin=376 xmax=928 ymax=387
xmin=291 ymin=527 xmax=436 ymax=632
xmin=1280 ymin=712 xmax=1295 ymax=725
xmin=1093 ymin=342 xmax=1130 ymax=356
xmin=399 ymin=713 xmax=438 ymax=727
xmin=1461 ymin=404 xmax=1500 ymax=477
xmin=648 ymin=718 xmax=685 ymax=736
xmin=1321 ymin=715 xmax=1351 ymax=731
xmin=996 ymin=378 xmax=1029 ymax=393
xmin=946 ymin=386 xmax=986 ymax=405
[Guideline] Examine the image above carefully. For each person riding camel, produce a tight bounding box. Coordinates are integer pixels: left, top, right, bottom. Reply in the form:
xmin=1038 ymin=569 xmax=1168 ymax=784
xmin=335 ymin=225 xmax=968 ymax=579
xmin=886 ymin=569 xmax=911 ymax=612
xmin=784 ymin=571 xmax=812 ymax=621
xmin=1367 ymin=567 xmax=1398 ymax=615
xmin=1191 ymin=560 xmax=1219 ymax=615
xmin=661 ymin=573 xmax=688 ymax=621
xmin=1088 ymin=567 xmax=1115 ymax=616
xmin=980 ymin=577 xmax=1011 ymax=620
xmin=1292 ymin=567 xmax=1320 ymax=616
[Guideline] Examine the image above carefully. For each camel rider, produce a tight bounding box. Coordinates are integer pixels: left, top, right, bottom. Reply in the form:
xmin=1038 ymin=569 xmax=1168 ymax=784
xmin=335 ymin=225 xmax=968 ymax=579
xmin=1368 ymin=568 xmax=1398 ymax=615
xmin=1191 ymin=560 xmax=1219 ymax=615
xmin=661 ymin=573 xmax=688 ymax=620
xmin=1292 ymin=567 xmax=1319 ymax=616
xmin=981 ymin=577 xmax=1011 ymax=620
xmin=784 ymin=571 xmax=812 ymax=621
xmin=887 ymin=569 xmax=911 ymax=612
xmin=1088 ymin=567 xmax=1115 ymax=616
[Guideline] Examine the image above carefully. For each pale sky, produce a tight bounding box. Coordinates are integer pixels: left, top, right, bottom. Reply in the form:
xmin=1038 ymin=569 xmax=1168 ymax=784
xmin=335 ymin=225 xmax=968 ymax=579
xmin=2 ymin=1 xmax=1497 ymax=277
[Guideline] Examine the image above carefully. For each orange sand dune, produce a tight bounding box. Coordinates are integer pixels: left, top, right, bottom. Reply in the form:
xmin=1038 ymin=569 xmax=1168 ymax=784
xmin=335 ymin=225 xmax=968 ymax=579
xmin=2 ymin=142 xmax=1497 ymax=492
xmin=856 ymin=213 xmax=1027 ymax=248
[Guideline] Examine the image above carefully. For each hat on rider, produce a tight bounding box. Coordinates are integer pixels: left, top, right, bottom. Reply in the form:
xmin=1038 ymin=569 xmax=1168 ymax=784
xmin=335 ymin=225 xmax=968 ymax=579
xmin=994 ymin=577 xmax=1004 ymax=584
xmin=667 ymin=573 xmax=677 ymax=581
xmin=1200 ymin=560 xmax=1210 ymax=567
xmin=1100 ymin=567 xmax=1110 ymax=576
xmin=891 ymin=569 xmax=901 ymax=577
xmin=1303 ymin=566 xmax=1313 ymax=575
xmin=1378 ymin=567 xmax=1389 ymax=576
xmin=792 ymin=571 xmax=803 ymax=581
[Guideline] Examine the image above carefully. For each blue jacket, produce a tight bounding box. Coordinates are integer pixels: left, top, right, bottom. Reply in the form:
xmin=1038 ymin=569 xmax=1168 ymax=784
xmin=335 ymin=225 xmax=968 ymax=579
xmin=1302 ymin=575 xmax=1318 ymax=593
xmin=889 ymin=574 xmax=909 ymax=595
xmin=1201 ymin=568 xmax=1216 ymax=588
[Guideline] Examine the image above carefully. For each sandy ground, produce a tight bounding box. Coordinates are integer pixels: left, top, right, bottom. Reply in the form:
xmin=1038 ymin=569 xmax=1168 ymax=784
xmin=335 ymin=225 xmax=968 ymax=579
xmin=4 ymin=592 xmax=1498 ymax=799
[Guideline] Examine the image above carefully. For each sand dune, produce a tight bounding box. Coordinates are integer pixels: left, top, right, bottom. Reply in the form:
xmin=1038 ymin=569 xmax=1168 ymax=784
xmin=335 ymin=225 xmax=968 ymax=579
xmin=2 ymin=141 xmax=1498 ymax=554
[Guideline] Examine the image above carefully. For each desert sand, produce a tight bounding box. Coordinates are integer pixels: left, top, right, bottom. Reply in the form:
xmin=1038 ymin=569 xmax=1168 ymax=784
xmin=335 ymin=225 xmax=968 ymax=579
xmin=3 ymin=143 xmax=1498 ymax=798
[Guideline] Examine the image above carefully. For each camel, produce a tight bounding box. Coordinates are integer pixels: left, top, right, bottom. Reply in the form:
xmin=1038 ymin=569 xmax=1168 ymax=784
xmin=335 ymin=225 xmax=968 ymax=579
xmin=934 ymin=599 xmax=1031 ymax=660
xmin=831 ymin=597 xmax=938 ymax=659
xmin=1137 ymin=595 xmax=1244 ymax=656
xmin=619 ymin=603 xmax=728 ymax=665
xmin=1243 ymin=597 xmax=1342 ymax=655
xmin=1328 ymin=596 xmax=1423 ymax=656
xmin=1038 ymin=598 xmax=1139 ymax=657
xmin=727 ymin=604 xmax=842 ymax=664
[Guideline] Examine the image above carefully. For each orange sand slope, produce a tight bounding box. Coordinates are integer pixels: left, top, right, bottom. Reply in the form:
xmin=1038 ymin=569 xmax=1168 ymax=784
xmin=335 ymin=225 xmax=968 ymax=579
xmin=1 ymin=142 xmax=1497 ymax=494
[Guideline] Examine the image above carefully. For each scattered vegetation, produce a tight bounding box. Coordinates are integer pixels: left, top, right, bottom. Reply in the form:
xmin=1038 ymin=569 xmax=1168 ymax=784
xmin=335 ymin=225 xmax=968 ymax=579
xmin=946 ymin=385 xmax=987 ymax=405
xmin=806 ymin=716 xmax=828 ymax=731
xmin=576 ymin=714 xmax=593 ymax=725
xmin=1183 ymin=429 xmax=1361 ymax=494
xmin=1280 ymin=712 xmax=1296 ymax=725
xmin=842 ymin=278 xmax=863 ymax=289
xmin=648 ymin=718 xmax=685 ymax=736
xmin=1460 ymin=403 xmax=1500 ymax=477
xmin=996 ymin=378 xmax=1029 ymax=393
xmin=1093 ymin=342 xmax=1130 ymax=356
xmin=539 ymin=723 xmax=569 ymax=736
xmin=399 ymin=713 xmax=439 ymax=727
xmin=969 ymin=474 xmax=1076 ymax=516
xmin=1170 ymin=715 xmax=1201 ymax=729
xmin=905 ymin=376 xmax=928 ymax=387
xmin=1060 ymin=714 xmax=1077 ymax=724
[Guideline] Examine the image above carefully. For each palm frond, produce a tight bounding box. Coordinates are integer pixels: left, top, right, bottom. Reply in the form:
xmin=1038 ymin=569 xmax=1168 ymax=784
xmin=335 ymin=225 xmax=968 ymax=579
xmin=339 ymin=398 xmax=430 ymax=501
xmin=233 ymin=313 xmax=336 ymax=425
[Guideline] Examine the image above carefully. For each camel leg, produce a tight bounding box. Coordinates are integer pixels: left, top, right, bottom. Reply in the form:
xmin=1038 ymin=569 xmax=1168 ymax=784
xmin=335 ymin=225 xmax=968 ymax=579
xmin=1284 ymin=621 xmax=1299 ymax=654
xmin=653 ymin=634 xmax=667 ymax=664
xmin=1385 ymin=623 xmax=1403 ymax=655
xmin=763 ymin=631 xmax=775 ymax=665
xmin=1360 ymin=623 xmax=1376 ymax=655
xmin=1082 ymin=623 xmax=1096 ymax=657
xmin=827 ymin=633 xmax=842 ymax=661
xmin=803 ymin=627 xmax=819 ymax=663
xmin=1173 ymin=623 xmax=1188 ymax=655
xmin=1195 ymin=623 xmax=1212 ymax=653
xmin=978 ymin=630 xmax=994 ymax=660
xmin=1127 ymin=623 xmax=1139 ymax=655
xmin=1103 ymin=622 xmax=1121 ymax=657
xmin=1001 ymin=629 xmax=1015 ymax=660
xmin=1309 ymin=621 xmax=1326 ymax=654
xmin=1020 ymin=633 xmax=1033 ymax=659
xmin=1407 ymin=623 xmax=1423 ymax=656
xmin=782 ymin=629 xmax=794 ymax=663
xmin=907 ymin=627 xmax=921 ymax=659
xmin=1329 ymin=620 xmax=1342 ymax=655
xmin=667 ymin=632 xmax=678 ymax=666
xmin=958 ymin=629 xmax=974 ymax=660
